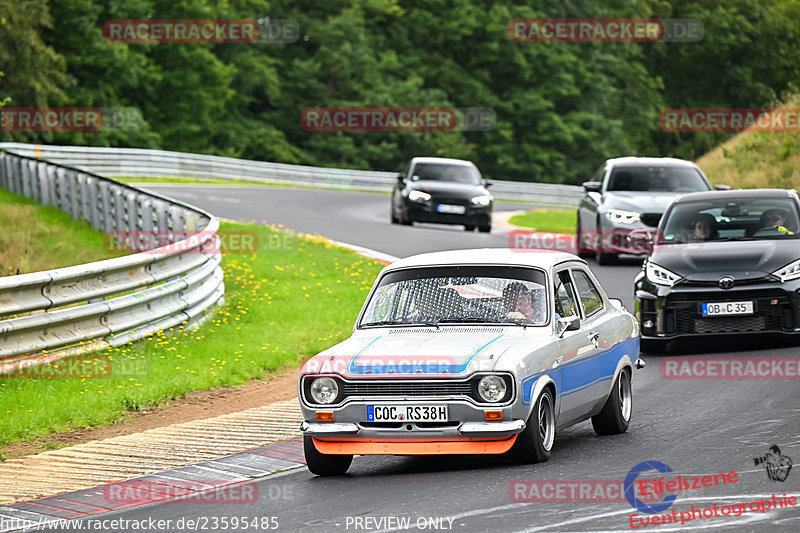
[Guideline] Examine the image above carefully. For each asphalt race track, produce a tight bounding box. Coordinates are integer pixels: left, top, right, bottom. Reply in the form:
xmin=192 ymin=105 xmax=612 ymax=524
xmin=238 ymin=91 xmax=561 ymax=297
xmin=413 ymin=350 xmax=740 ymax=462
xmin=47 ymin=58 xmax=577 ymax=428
xmin=38 ymin=186 xmax=800 ymax=532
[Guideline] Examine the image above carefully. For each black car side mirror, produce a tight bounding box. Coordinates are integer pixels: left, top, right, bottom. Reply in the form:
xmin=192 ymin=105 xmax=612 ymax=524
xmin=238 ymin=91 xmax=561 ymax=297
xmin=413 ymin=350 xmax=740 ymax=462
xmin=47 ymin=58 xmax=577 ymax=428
xmin=483 ymin=180 xmax=492 ymax=188
xmin=627 ymin=229 xmax=654 ymax=253
xmin=582 ymin=181 xmax=601 ymax=193
xmin=556 ymin=315 xmax=581 ymax=337
xmin=396 ymin=173 xmax=406 ymax=184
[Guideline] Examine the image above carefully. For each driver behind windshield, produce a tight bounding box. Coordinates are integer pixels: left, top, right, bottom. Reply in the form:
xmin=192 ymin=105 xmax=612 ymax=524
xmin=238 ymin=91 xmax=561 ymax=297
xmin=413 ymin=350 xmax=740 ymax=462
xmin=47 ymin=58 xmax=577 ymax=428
xmin=503 ymin=282 xmax=546 ymax=323
xmin=761 ymin=209 xmax=795 ymax=235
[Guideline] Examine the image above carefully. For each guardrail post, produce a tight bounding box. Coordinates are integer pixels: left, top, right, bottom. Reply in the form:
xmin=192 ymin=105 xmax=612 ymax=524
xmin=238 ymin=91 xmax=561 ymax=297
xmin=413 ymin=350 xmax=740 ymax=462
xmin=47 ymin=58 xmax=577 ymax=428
xmin=140 ymin=197 xmax=155 ymax=232
xmin=10 ymin=156 xmax=22 ymax=195
xmin=21 ymin=158 xmax=33 ymax=199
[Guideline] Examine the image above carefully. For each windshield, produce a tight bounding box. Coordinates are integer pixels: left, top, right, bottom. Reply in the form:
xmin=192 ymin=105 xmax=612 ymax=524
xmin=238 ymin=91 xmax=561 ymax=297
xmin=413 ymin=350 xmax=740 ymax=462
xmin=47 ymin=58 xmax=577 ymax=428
xmin=410 ymin=163 xmax=482 ymax=185
xmin=606 ymin=166 xmax=709 ymax=192
xmin=360 ymin=266 xmax=548 ymax=327
xmin=660 ymin=197 xmax=800 ymax=244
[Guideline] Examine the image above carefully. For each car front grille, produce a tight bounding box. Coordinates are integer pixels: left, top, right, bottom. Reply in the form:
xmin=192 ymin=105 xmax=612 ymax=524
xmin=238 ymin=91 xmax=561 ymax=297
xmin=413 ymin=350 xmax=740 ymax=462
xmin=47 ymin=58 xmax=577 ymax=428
xmin=641 ymin=213 xmax=662 ymax=227
xmin=667 ymin=290 xmax=793 ymax=335
xmin=342 ymin=382 xmax=473 ymax=397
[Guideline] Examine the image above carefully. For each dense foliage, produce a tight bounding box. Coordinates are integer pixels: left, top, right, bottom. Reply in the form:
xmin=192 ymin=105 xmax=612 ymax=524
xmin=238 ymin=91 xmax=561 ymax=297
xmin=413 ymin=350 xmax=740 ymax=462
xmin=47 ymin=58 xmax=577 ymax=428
xmin=1 ymin=0 xmax=799 ymax=183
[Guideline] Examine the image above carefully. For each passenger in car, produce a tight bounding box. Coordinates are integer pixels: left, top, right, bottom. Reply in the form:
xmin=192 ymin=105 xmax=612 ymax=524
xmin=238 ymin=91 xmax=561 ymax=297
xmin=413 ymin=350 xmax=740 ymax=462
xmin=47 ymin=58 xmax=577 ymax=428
xmin=691 ymin=213 xmax=718 ymax=241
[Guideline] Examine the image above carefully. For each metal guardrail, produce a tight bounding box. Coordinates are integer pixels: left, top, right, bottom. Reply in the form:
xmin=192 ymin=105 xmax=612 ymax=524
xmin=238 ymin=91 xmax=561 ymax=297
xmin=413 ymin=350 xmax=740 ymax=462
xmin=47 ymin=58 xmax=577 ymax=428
xmin=0 ymin=150 xmax=225 ymax=372
xmin=0 ymin=143 xmax=583 ymax=207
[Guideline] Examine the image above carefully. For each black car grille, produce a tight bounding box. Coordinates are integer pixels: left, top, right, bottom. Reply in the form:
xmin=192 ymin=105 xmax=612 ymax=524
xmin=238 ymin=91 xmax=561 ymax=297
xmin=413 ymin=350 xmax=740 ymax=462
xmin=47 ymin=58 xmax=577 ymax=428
xmin=667 ymin=290 xmax=793 ymax=335
xmin=641 ymin=213 xmax=662 ymax=227
xmin=342 ymin=382 xmax=473 ymax=397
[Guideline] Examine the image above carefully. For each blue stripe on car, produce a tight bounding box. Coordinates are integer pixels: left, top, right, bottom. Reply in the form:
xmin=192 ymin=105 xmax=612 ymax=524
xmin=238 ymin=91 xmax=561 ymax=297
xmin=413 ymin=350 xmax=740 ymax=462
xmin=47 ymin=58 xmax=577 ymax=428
xmin=520 ymin=337 xmax=638 ymax=404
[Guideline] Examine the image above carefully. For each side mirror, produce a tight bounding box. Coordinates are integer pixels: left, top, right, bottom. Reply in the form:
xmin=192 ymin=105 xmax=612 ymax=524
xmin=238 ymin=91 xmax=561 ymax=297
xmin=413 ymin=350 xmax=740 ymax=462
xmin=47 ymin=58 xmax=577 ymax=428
xmin=582 ymin=181 xmax=601 ymax=193
xmin=483 ymin=180 xmax=492 ymax=188
xmin=556 ymin=315 xmax=580 ymax=337
xmin=608 ymin=297 xmax=626 ymax=311
xmin=714 ymin=184 xmax=731 ymax=191
xmin=627 ymin=229 xmax=654 ymax=253
xmin=396 ymin=173 xmax=406 ymax=184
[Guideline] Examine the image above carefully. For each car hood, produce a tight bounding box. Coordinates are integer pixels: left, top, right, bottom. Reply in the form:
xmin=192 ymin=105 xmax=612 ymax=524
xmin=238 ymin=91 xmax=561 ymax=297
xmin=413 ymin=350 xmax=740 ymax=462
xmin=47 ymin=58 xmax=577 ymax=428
xmin=652 ymin=240 xmax=797 ymax=281
xmin=301 ymin=328 xmax=542 ymax=378
xmin=603 ymin=192 xmax=681 ymax=214
xmin=409 ymin=180 xmax=489 ymax=199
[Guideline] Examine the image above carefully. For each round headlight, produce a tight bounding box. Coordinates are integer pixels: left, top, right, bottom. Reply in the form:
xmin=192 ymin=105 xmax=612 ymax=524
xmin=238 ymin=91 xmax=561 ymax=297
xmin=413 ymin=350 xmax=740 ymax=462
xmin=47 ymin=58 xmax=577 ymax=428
xmin=478 ymin=375 xmax=507 ymax=403
xmin=309 ymin=377 xmax=339 ymax=404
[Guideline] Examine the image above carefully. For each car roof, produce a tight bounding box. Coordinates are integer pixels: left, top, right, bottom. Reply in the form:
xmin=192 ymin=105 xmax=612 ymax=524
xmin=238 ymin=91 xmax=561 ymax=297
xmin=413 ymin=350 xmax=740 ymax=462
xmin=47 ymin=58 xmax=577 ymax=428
xmin=410 ymin=157 xmax=476 ymax=167
xmin=672 ymin=188 xmax=797 ymax=203
xmin=384 ymin=248 xmax=584 ymax=272
xmin=606 ymin=157 xmax=699 ymax=168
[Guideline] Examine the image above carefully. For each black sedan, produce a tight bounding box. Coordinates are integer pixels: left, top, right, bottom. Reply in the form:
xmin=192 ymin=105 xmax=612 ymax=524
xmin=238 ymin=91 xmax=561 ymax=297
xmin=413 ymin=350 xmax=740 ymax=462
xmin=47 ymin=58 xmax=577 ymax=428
xmin=391 ymin=157 xmax=493 ymax=232
xmin=577 ymin=157 xmax=721 ymax=265
xmin=633 ymin=189 xmax=800 ymax=352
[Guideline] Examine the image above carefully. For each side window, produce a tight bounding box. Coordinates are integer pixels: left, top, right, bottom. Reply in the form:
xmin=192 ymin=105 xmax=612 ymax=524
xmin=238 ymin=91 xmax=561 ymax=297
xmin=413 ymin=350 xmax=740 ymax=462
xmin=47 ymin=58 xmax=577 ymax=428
xmin=553 ymin=270 xmax=579 ymax=320
xmin=572 ymin=269 xmax=604 ymax=317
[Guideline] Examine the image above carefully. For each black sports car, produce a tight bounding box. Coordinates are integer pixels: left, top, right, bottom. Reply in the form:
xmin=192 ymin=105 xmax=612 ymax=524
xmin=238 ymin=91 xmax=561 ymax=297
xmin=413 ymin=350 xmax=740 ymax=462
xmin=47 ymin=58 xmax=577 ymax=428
xmin=391 ymin=157 xmax=493 ymax=232
xmin=633 ymin=189 xmax=800 ymax=352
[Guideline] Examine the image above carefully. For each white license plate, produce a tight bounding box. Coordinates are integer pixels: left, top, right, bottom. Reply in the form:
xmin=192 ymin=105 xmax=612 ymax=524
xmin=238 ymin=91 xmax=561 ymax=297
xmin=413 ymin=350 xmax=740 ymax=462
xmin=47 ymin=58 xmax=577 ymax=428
xmin=366 ymin=405 xmax=448 ymax=422
xmin=702 ymin=301 xmax=754 ymax=316
xmin=436 ymin=204 xmax=466 ymax=214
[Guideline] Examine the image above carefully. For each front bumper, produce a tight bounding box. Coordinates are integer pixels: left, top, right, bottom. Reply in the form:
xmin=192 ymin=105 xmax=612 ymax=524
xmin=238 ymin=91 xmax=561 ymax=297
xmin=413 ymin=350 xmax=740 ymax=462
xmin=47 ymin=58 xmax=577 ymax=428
xmin=301 ymin=420 xmax=525 ymax=455
xmin=405 ymin=200 xmax=491 ymax=226
xmin=636 ymin=279 xmax=800 ymax=340
xmin=301 ymin=419 xmax=525 ymax=437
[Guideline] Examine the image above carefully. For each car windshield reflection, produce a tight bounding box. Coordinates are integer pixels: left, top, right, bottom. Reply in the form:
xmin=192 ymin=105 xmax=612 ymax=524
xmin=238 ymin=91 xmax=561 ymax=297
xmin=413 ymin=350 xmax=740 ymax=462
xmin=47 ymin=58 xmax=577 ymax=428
xmin=360 ymin=267 xmax=549 ymax=327
xmin=661 ymin=198 xmax=800 ymax=243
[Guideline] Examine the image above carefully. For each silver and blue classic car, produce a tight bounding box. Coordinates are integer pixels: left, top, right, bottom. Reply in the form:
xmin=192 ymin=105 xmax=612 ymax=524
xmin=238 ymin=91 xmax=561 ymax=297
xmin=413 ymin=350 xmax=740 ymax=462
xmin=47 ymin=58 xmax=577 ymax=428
xmin=298 ymin=249 xmax=643 ymax=475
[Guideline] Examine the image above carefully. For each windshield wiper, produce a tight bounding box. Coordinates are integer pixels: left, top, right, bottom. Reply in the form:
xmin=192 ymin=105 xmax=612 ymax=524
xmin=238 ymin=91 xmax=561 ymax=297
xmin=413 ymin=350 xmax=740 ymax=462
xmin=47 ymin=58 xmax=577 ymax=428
xmin=440 ymin=318 xmax=530 ymax=329
xmin=362 ymin=320 xmax=440 ymax=329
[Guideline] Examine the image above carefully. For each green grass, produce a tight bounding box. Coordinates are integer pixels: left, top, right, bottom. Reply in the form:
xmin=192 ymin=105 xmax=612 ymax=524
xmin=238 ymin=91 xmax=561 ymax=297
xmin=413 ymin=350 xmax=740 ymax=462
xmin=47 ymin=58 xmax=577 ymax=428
xmin=696 ymin=94 xmax=800 ymax=189
xmin=0 ymin=222 xmax=385 ymax=448
xmin=508 ymin=209 xmax=576 ymax=235
xmin=0 ymin=188 xmax=123 ymax=275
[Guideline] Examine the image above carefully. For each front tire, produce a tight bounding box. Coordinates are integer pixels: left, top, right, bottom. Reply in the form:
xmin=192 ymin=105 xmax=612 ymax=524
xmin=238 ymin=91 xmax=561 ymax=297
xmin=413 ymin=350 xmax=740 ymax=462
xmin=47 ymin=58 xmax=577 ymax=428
xmin=464 ymin=224 xmax=476 ymax=231
xmin=304 ymin=436 xmax=353 ymax=476
xmin=591 ymin=369 xmax=632 ymax=435
xmin=478 ymin=224 xmax=491 ymax=233
xmin=511 ymin=388 xmax=555 ymax=464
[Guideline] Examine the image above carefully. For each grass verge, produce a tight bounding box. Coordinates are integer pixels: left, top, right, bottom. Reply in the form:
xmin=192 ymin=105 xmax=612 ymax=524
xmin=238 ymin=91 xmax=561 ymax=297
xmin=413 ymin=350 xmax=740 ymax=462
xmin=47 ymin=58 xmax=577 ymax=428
xmin=508 ymin=209 xmax=576 ymax=234
xmin=0 ymin=221 xmax=384 ymax=449
xmin=0 ymin=188 xmax=123 ymax=275
xmin=696 ymin=95 xmax=800 ymax=189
